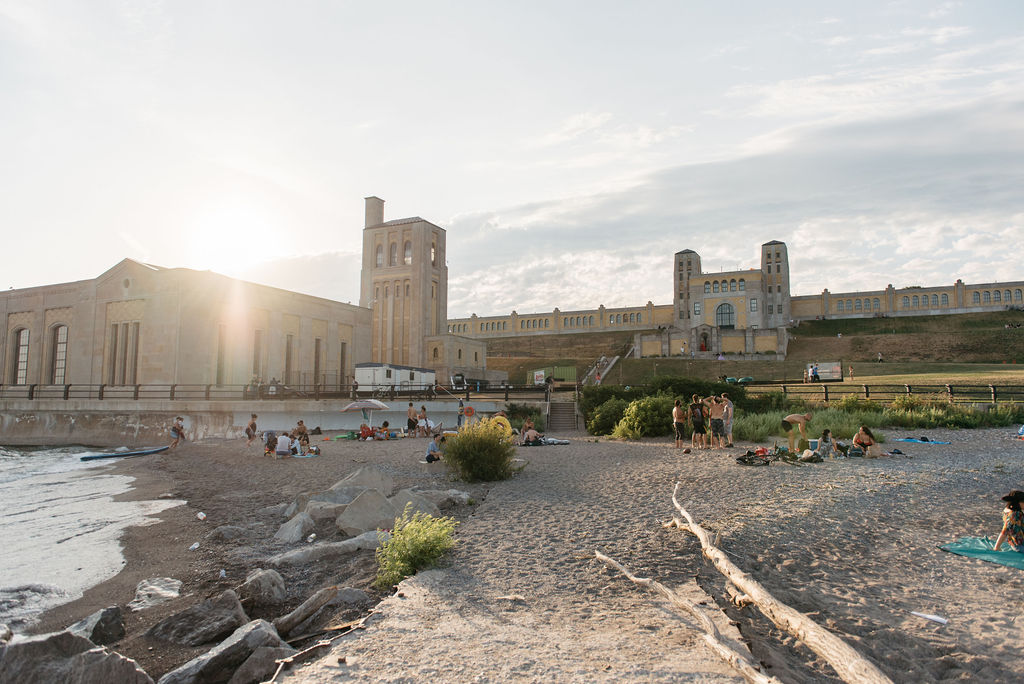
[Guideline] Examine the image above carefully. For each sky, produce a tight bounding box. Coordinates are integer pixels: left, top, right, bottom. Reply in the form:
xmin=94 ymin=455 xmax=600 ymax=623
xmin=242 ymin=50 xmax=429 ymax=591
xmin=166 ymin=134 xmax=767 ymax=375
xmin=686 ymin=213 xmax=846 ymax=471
xmin=3 ymin=1 xmax=1024 ymax=318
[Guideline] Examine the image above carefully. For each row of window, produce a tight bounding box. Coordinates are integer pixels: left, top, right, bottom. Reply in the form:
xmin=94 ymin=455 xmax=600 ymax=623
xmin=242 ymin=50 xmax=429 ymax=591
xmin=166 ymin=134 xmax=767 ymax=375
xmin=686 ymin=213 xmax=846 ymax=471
xmin=704 ymin=279 xmax=746 ymax=294
xmin=973 ymin=289 xmax=1022 ymax=304
xmin=838 ymin=298 xmax=883 ymax=312
xmin=374 ymin=282 xmax=412 ymax=300
xmin=430 ymin=346 xmax=479 ymax=363
xmin=564 ymin=315 xmax=595 ymax=328
xmin=8 ymin=325 xmax=69 ymax=385
xmin=374 ymin=240 xmax=438 ymax=268
xmin=694 ymin=298 xmax=759 ymax=316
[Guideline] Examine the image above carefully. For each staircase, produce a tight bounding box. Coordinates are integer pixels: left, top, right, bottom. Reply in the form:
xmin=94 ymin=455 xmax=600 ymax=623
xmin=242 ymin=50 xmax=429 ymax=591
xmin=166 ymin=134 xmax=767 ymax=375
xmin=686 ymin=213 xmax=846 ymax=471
xmin=547 ymin=397 xmax=579 ymax=432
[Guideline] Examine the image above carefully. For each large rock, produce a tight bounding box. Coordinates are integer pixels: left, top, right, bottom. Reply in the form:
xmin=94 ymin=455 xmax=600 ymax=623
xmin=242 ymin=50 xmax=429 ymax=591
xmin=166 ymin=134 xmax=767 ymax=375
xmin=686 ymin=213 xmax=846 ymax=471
xmin=0 ymin=631 xmax=152 ymax=684
xmin=335 ymin=490 xmax=399 ymax=536
xmin=235 ymin=569 xmax=286 ymax=607
xmin=304 ymin=500 xmax=347 ymax=523
xmin=146 ymin=590 xmax=248 ymax=647
xmin=226 ymin=646 xmax=296 ymax=684
xmin=267 ymin=531 xmax=382 ymax=567
xmin=273 ymin=512 xmax=314 ymax=544
xmin=68 ymin=606 xmax=124 ymax=645
xmin=414 ymin=488 xmax=473 ymax=507
xmin=256 ymin=502 xmax=288 ymax=518
xmin=156 ymin=620 xmax=289 ymax=684
xmin=282 ymin=493 xmax=310 ymax=519
xmin=128 ymin=578 xmax=182 ymax=612
xmin=0 ymin=624 xmax=12 ymax=644
xmin=333 ymin=466 xmax=394 ymax=496
xmin=309 ymin=485 xmax=365 ymax=506
xmin=389 ymin=489 xmax=441 ymax=518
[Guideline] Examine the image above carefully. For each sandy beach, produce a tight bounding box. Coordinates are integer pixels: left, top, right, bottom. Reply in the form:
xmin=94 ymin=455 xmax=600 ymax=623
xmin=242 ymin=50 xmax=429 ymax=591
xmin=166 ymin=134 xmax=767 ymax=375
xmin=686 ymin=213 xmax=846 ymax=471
xmin=28 ymin=426 xmax=1024 ymax=682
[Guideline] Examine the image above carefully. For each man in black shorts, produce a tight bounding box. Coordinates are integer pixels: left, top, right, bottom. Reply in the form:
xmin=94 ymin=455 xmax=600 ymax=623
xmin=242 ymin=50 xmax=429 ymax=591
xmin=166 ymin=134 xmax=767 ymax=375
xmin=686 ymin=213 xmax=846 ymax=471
xmin=689 ymin=394 xmax=707 ymax=448
xmin=406 ymin=402 xmax=418 ymax=437
xmin=782 ymin=412 xmax=813 ymax=452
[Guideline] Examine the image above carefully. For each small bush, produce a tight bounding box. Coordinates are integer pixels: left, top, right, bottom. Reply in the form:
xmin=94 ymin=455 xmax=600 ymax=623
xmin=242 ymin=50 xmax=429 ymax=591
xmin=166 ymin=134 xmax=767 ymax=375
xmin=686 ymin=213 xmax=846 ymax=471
xmin=443 ymin=419 xmax=518 ymax=482
xmin=587 ymin=397 xmax=629 ymax=435
xmin=612 ymin=395 xmax=675 ymax=439
xmin=834 ymin=394 xmax=883 ymax=413
xmin=374 ymin=504 xmax=458 ymax=589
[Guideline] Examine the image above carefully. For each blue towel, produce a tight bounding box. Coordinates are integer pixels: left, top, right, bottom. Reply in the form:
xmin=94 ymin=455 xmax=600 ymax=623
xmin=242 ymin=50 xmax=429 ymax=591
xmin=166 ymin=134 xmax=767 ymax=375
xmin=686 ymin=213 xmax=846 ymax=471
xmin=895 ymin=438 xmax=951 ymax=444
xmin=939 ymin=537 xmax=1024 ymax=570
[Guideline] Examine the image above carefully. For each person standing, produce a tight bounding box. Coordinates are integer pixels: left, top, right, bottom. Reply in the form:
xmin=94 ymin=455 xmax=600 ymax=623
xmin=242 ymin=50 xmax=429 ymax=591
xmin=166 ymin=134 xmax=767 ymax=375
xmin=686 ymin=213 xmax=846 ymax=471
xmin=169 ymin=416 xmax=186 ymax=450
xmin=244 ymin=414 xmax=258 ymax=447
xmin=672 ymin=399 xmax=686 ymax=449
xmin=457 ymin=399 xmax=465 ymax=428
xmin=407 ymin=402 xmax=418 ymax=437
xmin=877 ymin=352 xmax=883 ymax=363
xmin=703 ymin=396 xmax=727 ymax=449
xmin=721 ymin=393 xmax=734 ymax=447
xmin=781 ymin=412 xmax=812 ymax=452
xmin=811 ymin=363 xmax=820 ymax=382
xmin=689 ymin=394 xmax=707 ymax=449
xmin=993 ymin=490 xmax=1024 ymax=552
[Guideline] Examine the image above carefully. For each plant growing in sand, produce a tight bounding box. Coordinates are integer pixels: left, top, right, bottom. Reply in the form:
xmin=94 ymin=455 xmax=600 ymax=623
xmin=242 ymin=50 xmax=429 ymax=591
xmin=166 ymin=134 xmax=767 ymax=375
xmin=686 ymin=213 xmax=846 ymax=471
xmin=587 ymin=397 xmax=629 ymax=435
xmin=612 ymin=395 xmax=675 ymax=439
xmin=443 ymin=419 xmax=518 ymax=482
xmin=374 ymin=504 xmax=458 ymax=589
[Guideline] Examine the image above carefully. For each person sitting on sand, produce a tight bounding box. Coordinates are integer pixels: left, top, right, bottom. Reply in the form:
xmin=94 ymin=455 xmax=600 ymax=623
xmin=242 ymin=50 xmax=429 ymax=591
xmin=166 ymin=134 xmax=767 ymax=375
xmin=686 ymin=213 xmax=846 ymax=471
xmin=781 ymin=412 xmax=812 ymax=453
xmin=521 ymin=427 xmax=543 ymax=445
xmin=993 ymin=490 xmax=1024 ymax=552
xmin=275 ymin=432 xmax=292 ymax=458
xmin=295 ymin=420 xmax=309 ymax=447
xmin=815 ymin=429 xmax=840 ymax=459
xmin=359 ymin=423 xmax=373 ymax=440
xmin=290 ymin=432 xmax=303 ymax=455
xmin=851 ymin=425 xmax=876 ymax=457
xmin=245 ymin=414 xmax=258 ymax=447
xmin=423 ymin=433 xmax=445 ymax=463
xmin=374 ymin=421 xmax=391 ymax=440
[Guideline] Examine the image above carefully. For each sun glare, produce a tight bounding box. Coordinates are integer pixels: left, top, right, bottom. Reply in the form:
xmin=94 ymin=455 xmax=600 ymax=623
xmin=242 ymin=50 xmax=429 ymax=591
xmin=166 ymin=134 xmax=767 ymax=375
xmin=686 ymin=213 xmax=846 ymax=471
xmin=184 ymin=199 xmax=286 ymax=273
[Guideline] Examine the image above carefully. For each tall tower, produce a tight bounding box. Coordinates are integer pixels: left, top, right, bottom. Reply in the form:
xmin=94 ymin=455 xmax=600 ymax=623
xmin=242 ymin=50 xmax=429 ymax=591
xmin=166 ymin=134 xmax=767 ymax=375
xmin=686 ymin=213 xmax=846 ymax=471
xmin=673 ymin=249 xmax=702 ymax=329
xmin=760 ymin=241 xmax=790 ymax=328
xmin=359 ymin=197 xmax=448 ymax=367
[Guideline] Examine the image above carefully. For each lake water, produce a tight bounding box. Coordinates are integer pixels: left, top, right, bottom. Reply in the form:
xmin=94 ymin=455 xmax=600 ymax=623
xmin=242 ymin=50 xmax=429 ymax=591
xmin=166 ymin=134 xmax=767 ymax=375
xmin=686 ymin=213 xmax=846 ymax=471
xmin=0 ymin=445 xmax=180 ymax=630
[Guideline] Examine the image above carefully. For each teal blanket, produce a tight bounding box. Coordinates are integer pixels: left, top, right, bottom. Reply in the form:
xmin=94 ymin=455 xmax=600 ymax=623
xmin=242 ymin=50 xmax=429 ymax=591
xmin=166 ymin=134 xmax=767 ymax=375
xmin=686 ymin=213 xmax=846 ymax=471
xmin=939 ymin=537 xmax=1024 ymax=570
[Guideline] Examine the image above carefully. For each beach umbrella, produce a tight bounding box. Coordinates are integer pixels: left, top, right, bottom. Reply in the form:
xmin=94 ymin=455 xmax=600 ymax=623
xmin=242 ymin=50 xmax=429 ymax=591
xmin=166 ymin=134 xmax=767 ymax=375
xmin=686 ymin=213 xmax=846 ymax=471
xmin=341 ymin=399 xmax=389 ymax=423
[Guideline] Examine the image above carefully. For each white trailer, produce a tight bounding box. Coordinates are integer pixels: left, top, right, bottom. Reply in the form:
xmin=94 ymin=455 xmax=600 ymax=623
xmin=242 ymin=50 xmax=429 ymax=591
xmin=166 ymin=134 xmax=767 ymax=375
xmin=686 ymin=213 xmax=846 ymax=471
xmin=355 ymin=363 xmax=436 ymax=392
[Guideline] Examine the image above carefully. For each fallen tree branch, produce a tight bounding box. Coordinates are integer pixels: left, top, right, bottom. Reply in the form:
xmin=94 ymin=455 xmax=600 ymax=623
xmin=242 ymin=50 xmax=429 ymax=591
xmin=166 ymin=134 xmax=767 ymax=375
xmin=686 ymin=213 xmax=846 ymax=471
xmin=265 ymin=611 xmax=374 ymax=683
xmin=272 ymin=586 xmax=339 ymax=638
xmin=671 ymin=483 xmax=892 ymax=684
xmin=596 ymin=551 xmax=781 ymax=684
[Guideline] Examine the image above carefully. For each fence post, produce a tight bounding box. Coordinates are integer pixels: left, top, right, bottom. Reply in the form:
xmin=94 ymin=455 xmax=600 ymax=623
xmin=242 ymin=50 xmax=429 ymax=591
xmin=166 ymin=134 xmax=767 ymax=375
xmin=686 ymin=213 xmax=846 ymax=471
xmin=822 ymin=384 xmax=829 ymax=403
xmin=205 ymin=385 xmax=211 ymax=400
xmin=98 ymin=384 xmax=105 ymax=400
xmin=781 ymin=385 xmax=788 ymax=395
xmin=862 ymin=384 xmax=869 ymax=399
xmin=946 ymin=384 xmax=953 ymax=403
xmin=504 ymin=386 xmax=509 ymax=401
xmin=990 ymin=385 xmax=997 ymax=403
xmin=133 ymin=384 xmax=140 ymax=400
xmin=64 ymin=384 xmax=71 ymax=400
xmin=28 ymin=384 xmax=36 ymax=400
xmin=170 ymin=384 xmax=176 ymax=401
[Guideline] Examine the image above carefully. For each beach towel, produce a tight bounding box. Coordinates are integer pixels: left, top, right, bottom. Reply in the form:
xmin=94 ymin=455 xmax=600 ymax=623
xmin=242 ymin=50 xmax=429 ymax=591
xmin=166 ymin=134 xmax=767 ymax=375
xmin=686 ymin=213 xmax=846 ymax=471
xmin=895 ymin=438 xmax=951 ymax=444
xmin=938 ymin=537 xmax=1024 ymax=570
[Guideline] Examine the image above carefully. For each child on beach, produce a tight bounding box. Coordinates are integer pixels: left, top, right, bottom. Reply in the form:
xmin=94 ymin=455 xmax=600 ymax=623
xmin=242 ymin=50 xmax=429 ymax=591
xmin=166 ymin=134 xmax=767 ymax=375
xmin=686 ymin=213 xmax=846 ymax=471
xmin=169 ymin=416 xmax=186 ymax=450
xmin=422 ymin=434 xmax=446 ymax=463
xmin=245 ymin=414 xmax=258 ymax=447
xmin=994 ymin=490 xmax=1024 ymax=552
xmin=815 ymin=429 xmax=840 ymax=459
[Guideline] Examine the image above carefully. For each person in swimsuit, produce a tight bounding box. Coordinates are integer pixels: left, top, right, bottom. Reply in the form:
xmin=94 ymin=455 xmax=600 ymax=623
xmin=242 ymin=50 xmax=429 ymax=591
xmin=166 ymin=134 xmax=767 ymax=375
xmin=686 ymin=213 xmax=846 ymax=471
xmin=672 ymin=399 xmax=687 ymax=449
xmin=994 ymin=490 xmax=1024 ymax=552
xmin=689 ymin=394 xmax=707 ymax=449
xmin=703 ymin=395 xmax=728 ymax=449
xmin=169 ymin=416 xmax=186 ymax=450
xmin=781 ymin=412 xmax=812 ymax=452
xmin=407 ymin=402 xmax=418 ymax=437
xmin=244 ymin=414 xmax=258 ymax=447
xmin=851 ymin=425 xmax=876 ymax=457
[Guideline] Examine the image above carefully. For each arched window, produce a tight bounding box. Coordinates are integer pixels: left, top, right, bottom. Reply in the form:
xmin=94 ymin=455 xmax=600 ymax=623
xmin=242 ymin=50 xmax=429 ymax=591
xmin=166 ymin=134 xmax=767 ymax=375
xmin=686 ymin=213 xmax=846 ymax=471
xmin=715 ymin=303 xmax=736 ymax=329
xmin=931 ymin=294 xmax=938 ymax=307
xmin=564 ymin=317 xmax=568 ymax=326
xmin=50 ymin=324 xmax=68 ymax=384
xmin=902 ymin=296 xmax=910 ymax=307
xmin=576 ymin=316 xmax=581 ymax=326
xmin=942 ymin=294 xmax=949 ymax=306
xmin=704 ymin=282 xmax=711 ymax=294
xmin=403 ymin=241 xmax=412 ymax=265
xmin=629 ymin=313 xmax=635 ymax=323
xmin=503 ymin=321 xmax=508 ymax=330
xmin=588 ymin=315 xmax=593 ymax=326
xmin=994 ymin=290 xmax=1002 ymax=302
xmin=431 ymin=242 xmax=437 ymax=266
xmin=874 ymin=298 xmax=880 ymax=310
xmin=375 ymin=245 xmax=383 ymax=267
xmin=609 ymin=315 xmax=614 ymax=324
xmin=856 ymin=299 xmax=863 ymax=310
xmin=983 ymin=291 xmax=991 ymax=303
xmin=544 ymin=319 xmax=549 ymax=328
xmin=1016 ymin=289 xmax=1023 ymax=301
xmin=730 ymin=279 xmax=736 ymax=292
xmin=520 ymin=320 xmax=525 ymax=329
xmin=616 ymin=314 xmax=622 ymax=324
xmin=846 ymin=299 xmax=852 ymax=310
xmin=385 ymin=286 xmax=389 ymax=297
xmin=738 ymin=279 xmax=745 ymax=291
xmin=11 ymin=328 xmax=29 ymax=384
xmin=457 ymin=349 xmax=462 ymax=360
xmin=389 ymin=243 xmax=397 ymax=266
xmin=637 ymin=313 xmax=642 ymax=323
xmin=474 ymin=351 xmax=478 ymax=362
xmin=433 ymin=347 xmax=439 ymax=359
xmin=972 ymin=291 xmax=981 ymax=304
xmin=837 ymin=300 xmax=845 ymax=312
xmin=1005 ymin=290 xmax=1012 ymax=302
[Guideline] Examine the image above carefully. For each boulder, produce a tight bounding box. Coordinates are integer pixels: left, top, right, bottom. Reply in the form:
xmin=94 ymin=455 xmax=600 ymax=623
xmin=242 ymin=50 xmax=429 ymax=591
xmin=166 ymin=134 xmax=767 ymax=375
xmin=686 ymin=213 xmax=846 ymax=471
xmin=308 ymin=485 xmax=364 ymax=506
xmin=304 ymin=500 xmax=347 ymax=523
xmin=282 ymin=493 xmax=310 ymax=520
xmin=68 ymin=606 xmax=124 ymax=645
xmin=156 ymin=620 xmax=289 ymax=684
xmin=0 ymin=631 xmax=152 ymax=684
xmin=208 ymin=525 xmax=253 ymax=542
xmin=226 ymin=646 xmax=296 ymax=684
xmin=414 ymin=488 xmax=473 ymax=507
xmin=273 ymin=512 xmax=314 ymax=544
xmin=335 ymin=489 xmax=399 ymax=536
xmin=146 ymin=590 xmax=248 ymax=647
xmin=256 ymin=502 xmax=289 ymax=518
xmin=389 ymin=489 xmax=441 ymax=518
xmin=235 ymin=569 xmax=286 ymax=607
xmin=333 ymin=466 xmax=394 ymax=496
xmin=267 ymin=531 xmax=382 ymax=567
xmin=128 ymin=578 xmax=182 ymax=612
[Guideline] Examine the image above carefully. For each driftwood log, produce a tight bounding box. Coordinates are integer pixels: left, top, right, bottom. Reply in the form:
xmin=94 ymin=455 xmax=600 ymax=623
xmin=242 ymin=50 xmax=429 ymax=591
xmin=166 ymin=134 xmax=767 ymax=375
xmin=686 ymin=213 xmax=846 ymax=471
xmin=670 ymin=483 xmax=892 ymax=684
xmin=272 ymin=586 xmax=339 ymax=638
xmin=596 ymin=551 xmax=781 ymax=684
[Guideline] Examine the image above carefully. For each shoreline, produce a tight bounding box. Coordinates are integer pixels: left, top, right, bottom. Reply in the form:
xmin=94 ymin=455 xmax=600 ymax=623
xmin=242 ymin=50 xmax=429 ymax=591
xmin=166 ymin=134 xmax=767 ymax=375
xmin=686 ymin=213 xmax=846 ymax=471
xmin=21 ymin=427 xmax=1024 ymax=682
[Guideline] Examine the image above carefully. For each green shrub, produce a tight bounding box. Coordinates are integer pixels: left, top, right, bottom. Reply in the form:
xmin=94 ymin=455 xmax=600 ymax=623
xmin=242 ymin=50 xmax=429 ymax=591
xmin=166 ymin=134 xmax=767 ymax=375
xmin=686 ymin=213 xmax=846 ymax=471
xmin=587 ymin=397 xmax=629 ymax=435
xmin=579 ymin=385 xmax=643 ymax=422
xmin=443 ymin=419 xmax=518 ymax=482
xmin=612 ymin=395 xmax=675 ymax=439
xmin=374 ymin=504 xmax=458 ymax=589
xmin=834 ymin=394 xmax=883 ymax=413
xmin=505 ymin=402 xmax=546 ymax=431
xmin=742 ymin=391 xmax=803 ymax=413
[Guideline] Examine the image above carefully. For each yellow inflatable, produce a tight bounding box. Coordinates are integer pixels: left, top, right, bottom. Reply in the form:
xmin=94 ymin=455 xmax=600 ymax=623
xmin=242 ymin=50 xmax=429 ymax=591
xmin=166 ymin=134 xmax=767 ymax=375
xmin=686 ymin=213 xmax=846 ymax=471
xmin=487 ymin=414 xmax=513 ymax=437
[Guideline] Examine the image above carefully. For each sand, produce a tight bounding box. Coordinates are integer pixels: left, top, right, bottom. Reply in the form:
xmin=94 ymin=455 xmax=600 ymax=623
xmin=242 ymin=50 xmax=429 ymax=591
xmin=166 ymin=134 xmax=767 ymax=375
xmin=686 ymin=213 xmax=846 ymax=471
xmin=30 ymin=427 xmax=1024 ymax=682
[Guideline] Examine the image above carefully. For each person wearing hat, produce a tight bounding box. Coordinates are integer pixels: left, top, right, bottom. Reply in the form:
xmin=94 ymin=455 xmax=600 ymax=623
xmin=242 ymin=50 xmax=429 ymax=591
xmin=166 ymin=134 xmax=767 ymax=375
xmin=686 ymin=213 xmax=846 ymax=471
xmin=993 ymin=490 xmax=1024 ymax=552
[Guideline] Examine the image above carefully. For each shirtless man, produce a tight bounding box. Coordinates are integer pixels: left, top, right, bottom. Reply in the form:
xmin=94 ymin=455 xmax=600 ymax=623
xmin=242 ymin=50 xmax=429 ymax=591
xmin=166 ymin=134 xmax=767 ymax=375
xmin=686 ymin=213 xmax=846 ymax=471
xmin=703 ymin=396 xmax=728 ymax=449
xmin=407 ymin=402 xmax=418 ymax=438
xmin=782 ymin=412 xmax=813 ymax=452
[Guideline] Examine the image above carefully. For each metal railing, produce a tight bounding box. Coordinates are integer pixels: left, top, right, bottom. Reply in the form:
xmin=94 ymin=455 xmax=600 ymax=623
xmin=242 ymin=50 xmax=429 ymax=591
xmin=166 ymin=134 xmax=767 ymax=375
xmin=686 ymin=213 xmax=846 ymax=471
xmin=742 ymin=382 xmax=1024 ymax=404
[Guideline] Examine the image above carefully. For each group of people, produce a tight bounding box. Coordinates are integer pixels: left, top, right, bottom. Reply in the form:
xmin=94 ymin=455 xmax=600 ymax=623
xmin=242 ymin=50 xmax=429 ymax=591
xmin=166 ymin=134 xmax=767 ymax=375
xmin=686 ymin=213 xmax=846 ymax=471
xmin=250 ymin=417 xmax=319 ymax=458
xmin=672 ymin=393 xmax=734 ymax=449
xmin=358 ymin=421 xmax=395 ymax=440
xmin=406 ymin=403 xmax=438 ymax=437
